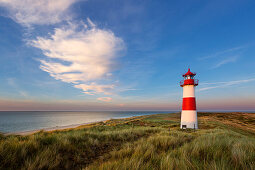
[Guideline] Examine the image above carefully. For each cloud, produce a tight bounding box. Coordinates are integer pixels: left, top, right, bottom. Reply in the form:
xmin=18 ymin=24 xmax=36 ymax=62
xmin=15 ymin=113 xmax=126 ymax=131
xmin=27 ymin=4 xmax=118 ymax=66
xmin=198 ymin=78 xmax=255 ymax=92
xmin=198 ymin=45 xmax=249 ymax=69
xmin=0 ymin=0 xmax=126 ymax=99
xmin=7 ymin=77 xmax=16 ymax=87
xmin=199 ymin=45 xmax=247 ymax=60
xmin=6 ymin=78 xmax=29 ymax=98
xmin=74 ymin=83 xmax=114 ymax=95
xmin=97 ymin=97 xmax=112 ymax=102
xmin=0 ymin=0 xmax=79 ymax=26
xmin=18 ymin=90 xmax=29 ymax=97
xmin=29 ymin=20 xmax=125 ymax=95
xmin=211 ymin=56 xmax=238 ymax=69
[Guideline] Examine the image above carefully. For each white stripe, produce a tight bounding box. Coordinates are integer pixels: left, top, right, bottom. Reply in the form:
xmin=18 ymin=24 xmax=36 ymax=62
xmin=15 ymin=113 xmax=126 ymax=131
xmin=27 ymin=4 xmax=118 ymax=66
xmin=183 ymin=85 xmax=195 ymax=97
xmin=180 ymin=110 xmax=198 ymax=129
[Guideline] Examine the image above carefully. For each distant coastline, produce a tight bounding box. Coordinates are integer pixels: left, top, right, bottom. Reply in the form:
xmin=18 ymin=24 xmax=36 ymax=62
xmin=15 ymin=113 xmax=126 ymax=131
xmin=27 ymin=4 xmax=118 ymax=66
xmin=4 ymin=119 xmax=108 ymax=136
xmin=0 ymin=111 xmax=173 ymax=133
xmin=2 ymin=111 xmax=254 ymax=135
xmin=4 ymin=111 xmax=254 ymax=136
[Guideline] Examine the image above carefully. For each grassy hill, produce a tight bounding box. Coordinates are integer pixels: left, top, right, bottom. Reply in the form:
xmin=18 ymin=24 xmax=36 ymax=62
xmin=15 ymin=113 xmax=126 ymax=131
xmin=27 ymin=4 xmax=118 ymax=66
xmin=0 ymin=112 xmax=255 ymax=170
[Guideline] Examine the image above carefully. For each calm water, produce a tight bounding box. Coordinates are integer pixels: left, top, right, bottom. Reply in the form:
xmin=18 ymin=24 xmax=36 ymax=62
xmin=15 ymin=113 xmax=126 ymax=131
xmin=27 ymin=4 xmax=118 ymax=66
xmin=0 ymin=111 xmax=174 ymax=133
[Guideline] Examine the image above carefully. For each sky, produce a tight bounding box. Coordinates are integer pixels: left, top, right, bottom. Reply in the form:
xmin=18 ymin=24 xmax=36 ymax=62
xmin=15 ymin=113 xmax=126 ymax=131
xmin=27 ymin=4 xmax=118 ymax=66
xmin=0 ymin=0 xmax=255 ymax=111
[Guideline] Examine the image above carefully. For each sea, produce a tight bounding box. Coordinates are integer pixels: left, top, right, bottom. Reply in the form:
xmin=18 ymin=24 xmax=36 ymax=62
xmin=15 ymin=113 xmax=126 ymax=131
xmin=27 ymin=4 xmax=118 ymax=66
xmin=0 ymin=111 xmax=175 ymax=133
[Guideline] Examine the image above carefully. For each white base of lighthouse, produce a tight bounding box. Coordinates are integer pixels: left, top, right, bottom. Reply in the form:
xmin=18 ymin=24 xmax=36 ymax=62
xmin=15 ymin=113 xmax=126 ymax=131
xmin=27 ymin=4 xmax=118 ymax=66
xmin=180 ymin=110 xmax=198 ymax=129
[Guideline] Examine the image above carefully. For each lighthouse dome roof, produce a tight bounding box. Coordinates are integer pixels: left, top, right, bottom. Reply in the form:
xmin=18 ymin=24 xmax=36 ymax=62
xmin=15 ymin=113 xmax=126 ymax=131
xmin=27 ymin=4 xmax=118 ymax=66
xmin=182 ymin=68 xmax=196 ymax=77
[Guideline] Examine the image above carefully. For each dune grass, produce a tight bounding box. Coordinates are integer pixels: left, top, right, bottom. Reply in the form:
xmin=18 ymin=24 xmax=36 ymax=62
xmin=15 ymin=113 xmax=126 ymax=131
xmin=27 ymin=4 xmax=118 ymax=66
xmin=86 ymin=128 xmax=255 ymax=170
xmin=0 ymin=112 xmax=255 ymax=170
xmin=0 ymin=125 xmax=159 ymax=170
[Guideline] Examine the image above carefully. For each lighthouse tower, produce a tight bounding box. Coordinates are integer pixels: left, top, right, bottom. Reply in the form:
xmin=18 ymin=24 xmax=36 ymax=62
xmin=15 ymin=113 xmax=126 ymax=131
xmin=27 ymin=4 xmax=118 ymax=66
xmin=180 ymin=68 xmax=199 ymax=129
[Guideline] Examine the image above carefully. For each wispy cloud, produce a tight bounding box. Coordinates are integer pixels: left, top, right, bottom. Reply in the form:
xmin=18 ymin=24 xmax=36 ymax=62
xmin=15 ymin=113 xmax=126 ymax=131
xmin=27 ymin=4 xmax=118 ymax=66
xmin=211 ymin=56 xmax=238 ymax=69
xmin=97 ymin=97 xmax=112 ymax=102
xmin=29 ymin=20 xmax=125 ymax=95
xmin=198 ymin=78 xmax=255 ymax=92
xmin=6 ymin=78 xmax=29 ymax=98
xmin=74 ymin=83 xmax=114 ymax=95
xmin=198 ymin=45 xmax=249 ymax=69
xmin=7 ymin=78 xmax=16 ymax=87
xmin=199 ymin=45 xmax=247 ymax=60
xmin=0 ymin=0 xmax=126 ymax=101
xmin=116 ymin=87 xmax=140 ymax=92
xmin=0 ymin=0 xmax=79 ymax=26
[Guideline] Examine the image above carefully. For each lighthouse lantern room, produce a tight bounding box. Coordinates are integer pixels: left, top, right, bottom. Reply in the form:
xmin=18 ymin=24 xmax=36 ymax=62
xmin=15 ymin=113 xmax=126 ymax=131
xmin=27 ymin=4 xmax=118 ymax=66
xmin=180 ymin=68 xmax=199 ymax=129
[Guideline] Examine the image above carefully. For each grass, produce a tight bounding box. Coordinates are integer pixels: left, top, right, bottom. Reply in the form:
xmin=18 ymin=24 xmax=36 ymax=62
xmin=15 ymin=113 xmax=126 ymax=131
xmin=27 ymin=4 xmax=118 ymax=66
xmin=0 ymin=112 xmax=255 ymax=170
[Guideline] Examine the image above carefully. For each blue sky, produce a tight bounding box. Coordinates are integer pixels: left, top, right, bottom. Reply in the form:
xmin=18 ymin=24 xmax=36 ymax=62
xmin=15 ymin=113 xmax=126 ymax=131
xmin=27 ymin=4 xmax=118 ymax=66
xmin=0 ymin=0 xmax=255 ymax=111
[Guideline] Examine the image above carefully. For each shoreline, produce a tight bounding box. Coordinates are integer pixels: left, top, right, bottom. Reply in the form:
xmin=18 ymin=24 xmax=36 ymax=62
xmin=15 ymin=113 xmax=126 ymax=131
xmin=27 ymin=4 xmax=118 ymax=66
xmin=4 ymin=119 xmax=110 ymax=136
xmin=2 ymin=112 xmax=254 ymax=136
xmin=1 ymin=112 xmax=254 ymax=169
xmin=3 ymin=114 xmax=153 ymax=136
xmin=1 ymin=112 xmax=173 ymax=136
xmin=2 ymin=112 xmax=255 ymax=136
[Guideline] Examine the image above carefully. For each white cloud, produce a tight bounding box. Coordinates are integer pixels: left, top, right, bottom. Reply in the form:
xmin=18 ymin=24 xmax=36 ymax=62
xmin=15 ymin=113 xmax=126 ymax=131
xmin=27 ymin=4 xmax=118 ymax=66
xmin=29 ymin=20 xmax=125 ymax=95
xmin=0 ymin=0 xmax=79 ymax=26
xmin=199 ymin=45 xmax=247 ymax=60
xmin=74 ymin=83 xmax=114 ymax=95
xmin=6 ymin=78 xmax=30 ymax=98
xmin=198 ymin=78 xmax=255 ymax=92
xmin=97 ymin=97 xmax=112 ymax=102
xmin=0 ymin=1 xmax=126 ymax=99
xmin=7 ymin=77 xmax=16 ymax=87
xmin=198 ymin=45 xmax=249 ymax=69
xmin=212 ymin=56 xmax=238 ymax=69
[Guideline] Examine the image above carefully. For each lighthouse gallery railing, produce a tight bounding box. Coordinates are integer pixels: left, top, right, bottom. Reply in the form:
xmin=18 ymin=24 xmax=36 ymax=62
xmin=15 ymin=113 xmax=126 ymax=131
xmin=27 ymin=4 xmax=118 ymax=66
xmin=180 ymin=79 xmax=199 ymax=86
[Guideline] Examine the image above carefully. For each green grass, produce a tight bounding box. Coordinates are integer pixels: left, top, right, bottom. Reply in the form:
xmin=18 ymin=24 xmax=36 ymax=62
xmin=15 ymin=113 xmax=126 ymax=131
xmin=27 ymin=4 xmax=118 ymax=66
xmin=0 ymin=112 xmax=255 ymax=170
xmin=86 ymin=129 xmax=255 ymax=170
xmin=0 ymin=126 xmax=159 ymax=170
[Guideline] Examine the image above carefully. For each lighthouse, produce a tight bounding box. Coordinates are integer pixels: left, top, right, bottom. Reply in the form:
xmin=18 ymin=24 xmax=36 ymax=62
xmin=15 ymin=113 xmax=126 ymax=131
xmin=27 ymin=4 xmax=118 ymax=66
xmin=180 ymin=68 xmax=199 ymax=129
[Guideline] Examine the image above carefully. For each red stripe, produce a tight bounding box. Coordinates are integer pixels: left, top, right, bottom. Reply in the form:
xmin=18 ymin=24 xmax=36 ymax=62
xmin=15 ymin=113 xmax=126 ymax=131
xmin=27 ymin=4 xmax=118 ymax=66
xmin=182 ymin=97 xmax=196 ymax=110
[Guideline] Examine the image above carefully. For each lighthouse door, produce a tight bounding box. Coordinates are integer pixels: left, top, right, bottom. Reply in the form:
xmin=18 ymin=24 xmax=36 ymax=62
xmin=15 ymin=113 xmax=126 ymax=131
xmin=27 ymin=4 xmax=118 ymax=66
xmin=182 ymin=125 xmax=187 ymax=129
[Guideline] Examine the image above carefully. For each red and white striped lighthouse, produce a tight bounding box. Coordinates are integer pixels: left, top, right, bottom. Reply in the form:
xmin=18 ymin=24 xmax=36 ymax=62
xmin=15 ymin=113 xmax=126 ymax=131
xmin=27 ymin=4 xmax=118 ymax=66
xmin=180 ymin=68 xmax=199 ymax=129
